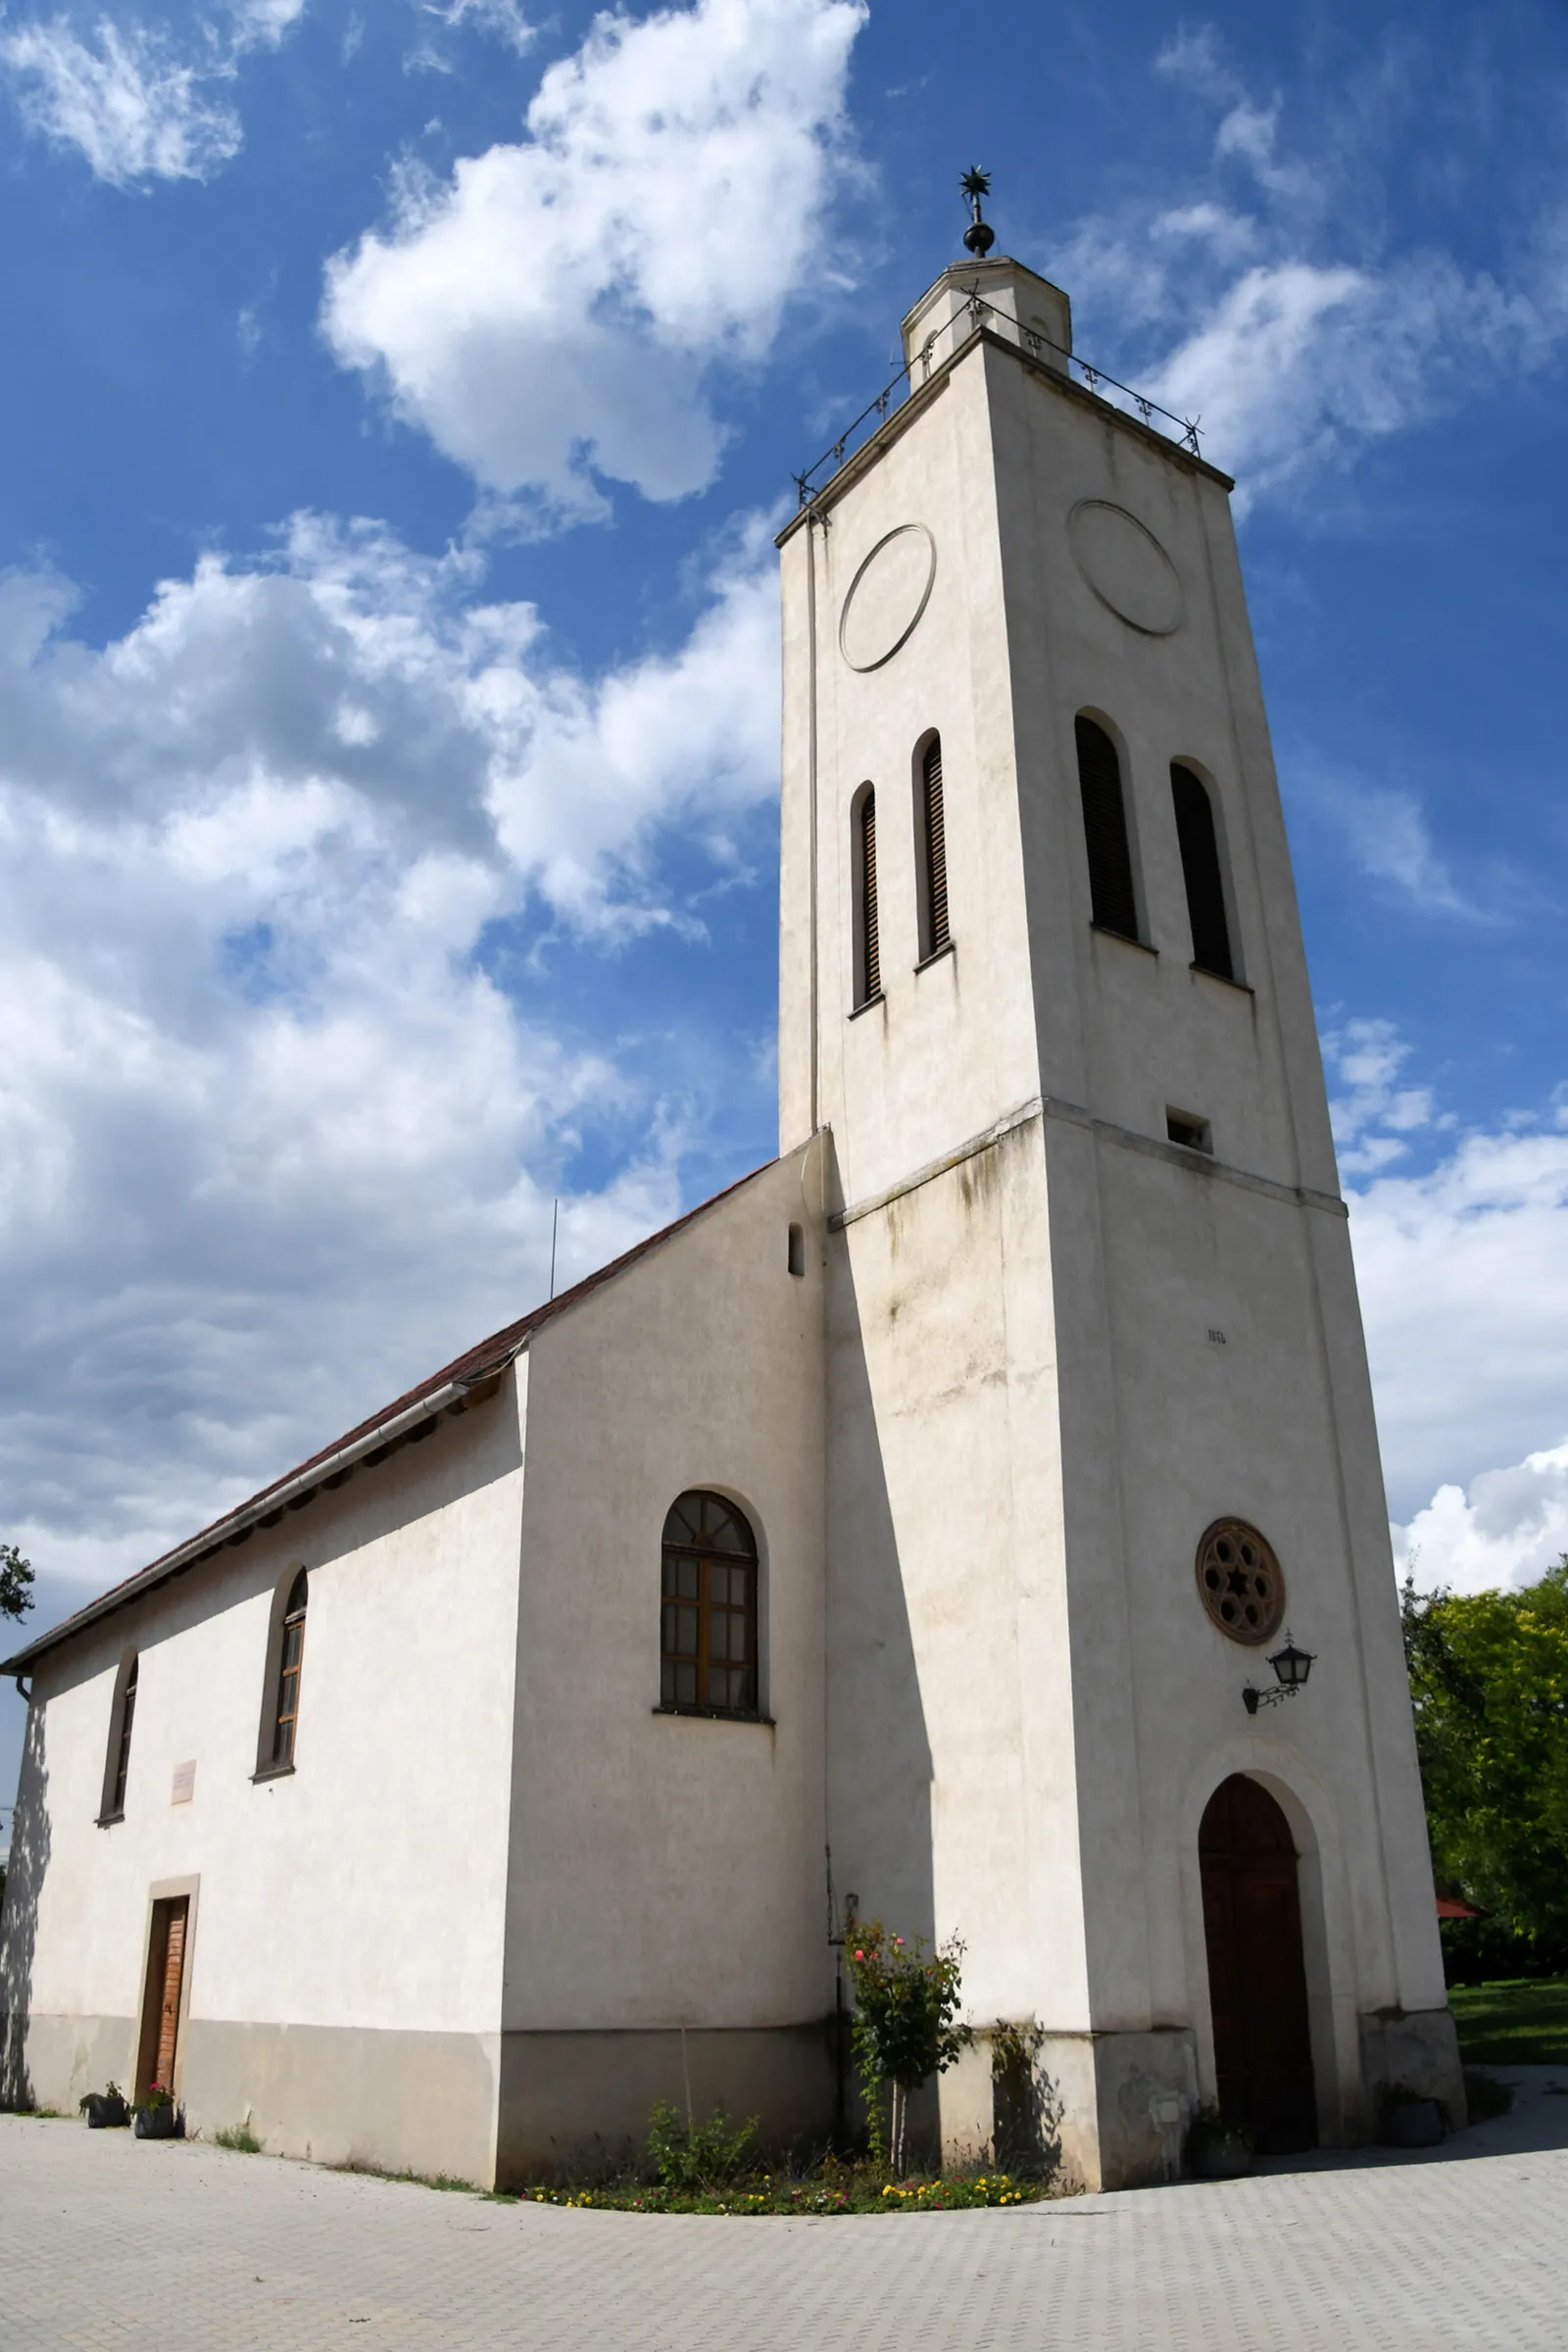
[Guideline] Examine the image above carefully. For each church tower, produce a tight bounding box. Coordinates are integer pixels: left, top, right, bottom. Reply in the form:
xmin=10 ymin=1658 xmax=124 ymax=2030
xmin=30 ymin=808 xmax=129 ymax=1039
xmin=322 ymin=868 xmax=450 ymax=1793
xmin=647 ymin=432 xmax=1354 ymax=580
xmin=777 ymin=225 xmax=1461 ymax=2186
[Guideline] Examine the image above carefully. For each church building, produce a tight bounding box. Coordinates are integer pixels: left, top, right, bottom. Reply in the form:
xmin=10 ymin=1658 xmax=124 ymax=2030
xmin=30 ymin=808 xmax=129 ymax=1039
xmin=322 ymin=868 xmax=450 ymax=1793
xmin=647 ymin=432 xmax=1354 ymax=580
xmin=1 ymin=224 xmax=1463 ymax=2191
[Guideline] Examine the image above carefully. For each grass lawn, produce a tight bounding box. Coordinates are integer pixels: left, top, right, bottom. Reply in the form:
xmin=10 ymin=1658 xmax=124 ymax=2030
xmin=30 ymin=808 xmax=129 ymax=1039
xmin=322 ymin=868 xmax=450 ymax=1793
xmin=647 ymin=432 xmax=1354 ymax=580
xmin=1449 ymin=1977 xmax=1568 ymax=2066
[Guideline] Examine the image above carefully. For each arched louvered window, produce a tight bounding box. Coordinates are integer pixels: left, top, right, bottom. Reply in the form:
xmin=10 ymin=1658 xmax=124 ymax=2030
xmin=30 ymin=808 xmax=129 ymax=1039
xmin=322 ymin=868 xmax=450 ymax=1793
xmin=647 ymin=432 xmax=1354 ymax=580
xmin=99 ymin=1652 xmax=137 ymax=1823
xmin=660 ymin=1491 xmax=760 ymax=1718
xmin=854 ymin=784 xmax=881 ymax=1006
xmin=271 ymin=1569 xmax=308 ymax=1769
xmin=917 ymin=734 xmax=950 ymax=959
xmin=1171 ymin=763 xmax=1235 ymax=981
xmin=1075 ymin=715 xmax=1140 ymax=941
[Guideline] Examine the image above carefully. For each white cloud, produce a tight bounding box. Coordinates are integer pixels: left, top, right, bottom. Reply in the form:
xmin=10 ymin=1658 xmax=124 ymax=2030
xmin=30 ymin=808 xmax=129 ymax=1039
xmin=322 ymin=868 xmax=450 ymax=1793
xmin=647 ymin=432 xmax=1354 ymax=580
xmin=1152 ymin=24 xmax=1233 ymax=101
xmin=426 ymin=0 xmax=534 ymax=53
xmin=1394 ymin=1443 xmax=1568 ymax=1597
xmin=0 ymin=507 xmax=780 ymax=1603
xmin=1306 ymin=777 xmax=1485 ymax=921
xmin=323 ymin=0 xmax=867 ymax=515
xmin=235 ymin=0 xmax=306 ymax=38
xmin=1 ymin=2 xmax=305 ymax=186
xmin=1348 ymin=1109 xmax=1568 ymax=1521
xmin=1057 ymin=34 xmax=1568 ymax=504
xmin=1152 ymin=202 xmax=1259 ymax=265
xmin=1323 ymin=1016 xmax=1439 ymax=1175
xmin=0 ymin=17 xmax=242 ymax=185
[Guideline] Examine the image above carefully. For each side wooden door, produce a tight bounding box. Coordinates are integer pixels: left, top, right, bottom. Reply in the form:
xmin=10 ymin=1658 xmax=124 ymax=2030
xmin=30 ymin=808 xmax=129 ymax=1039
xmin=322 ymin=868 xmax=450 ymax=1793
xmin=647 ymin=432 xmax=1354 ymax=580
xmin=135 ymin=1896 xmax=189 ymax=2099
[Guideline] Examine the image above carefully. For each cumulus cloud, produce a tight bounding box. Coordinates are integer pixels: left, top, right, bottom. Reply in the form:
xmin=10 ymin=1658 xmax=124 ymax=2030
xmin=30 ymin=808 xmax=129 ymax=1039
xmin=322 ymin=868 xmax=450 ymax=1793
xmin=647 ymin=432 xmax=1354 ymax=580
xmin=0 ymin=2 xmax=306 ymax=186
xmin=1348 ymin=1109 xmax=1568 ymax=1521
xmin=0 ymin=507 xmax=780 ymax=1606
xmin=1323 ymin=1016 xmax=1440 ymax=1176
xmin=323 ymin=0 xmax=867 ymax=516
xmin=1056 ymin=28 xmax=1568 ymax=504
xmin=1394 ymin=1443 xmax=1568 ymax=1597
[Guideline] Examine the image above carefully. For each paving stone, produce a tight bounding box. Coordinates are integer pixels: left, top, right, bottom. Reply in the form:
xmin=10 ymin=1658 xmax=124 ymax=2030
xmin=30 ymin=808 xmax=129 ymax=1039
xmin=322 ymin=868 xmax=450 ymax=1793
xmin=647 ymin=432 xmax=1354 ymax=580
xmin=2 ymin=2071 xmax=1566 ymax=2349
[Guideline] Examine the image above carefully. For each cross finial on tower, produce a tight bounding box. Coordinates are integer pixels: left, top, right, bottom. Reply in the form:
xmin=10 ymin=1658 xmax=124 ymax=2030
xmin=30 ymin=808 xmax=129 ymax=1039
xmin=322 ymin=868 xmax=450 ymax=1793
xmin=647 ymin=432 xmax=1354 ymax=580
xmin=960 ymin=167 xmax=995 ymax=258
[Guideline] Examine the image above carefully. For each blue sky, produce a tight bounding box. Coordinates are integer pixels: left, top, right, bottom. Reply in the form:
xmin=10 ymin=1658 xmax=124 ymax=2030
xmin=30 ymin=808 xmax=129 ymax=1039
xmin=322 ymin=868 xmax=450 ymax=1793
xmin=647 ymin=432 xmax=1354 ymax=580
xmin=4 ymin=0 xmax=1568 ymax=1812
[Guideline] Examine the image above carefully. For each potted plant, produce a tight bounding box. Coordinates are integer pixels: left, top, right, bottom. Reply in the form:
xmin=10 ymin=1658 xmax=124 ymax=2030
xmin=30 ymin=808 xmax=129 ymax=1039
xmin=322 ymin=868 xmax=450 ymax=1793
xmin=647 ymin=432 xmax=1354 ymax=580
xmin=132 ymin=2082 xmax=183 ymax=2140
xmin=1380 ymin=2082 xmax=1444 ymax=2148
xmin=78 ymin=2082 xmax=129 ymax=2130
xmin=1186 ymin=2104 xmax=1255 ymax=2179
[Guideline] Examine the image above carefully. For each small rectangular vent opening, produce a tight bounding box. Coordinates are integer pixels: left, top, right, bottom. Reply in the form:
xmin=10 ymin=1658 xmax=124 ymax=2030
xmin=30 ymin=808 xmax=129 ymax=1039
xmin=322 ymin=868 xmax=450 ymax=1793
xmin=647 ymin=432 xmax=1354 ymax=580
xmin=1166 ymin=1109 xmax=1212 ymax=1154
xmin=787 ymin=1222 xmax=807 ymax=1278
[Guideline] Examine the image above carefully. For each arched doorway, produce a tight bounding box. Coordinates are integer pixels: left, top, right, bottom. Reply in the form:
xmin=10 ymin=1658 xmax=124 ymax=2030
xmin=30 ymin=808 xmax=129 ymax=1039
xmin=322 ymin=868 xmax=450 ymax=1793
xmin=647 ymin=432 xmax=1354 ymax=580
xmin=1200 ymin=1775 xmax=1317 ymax=2152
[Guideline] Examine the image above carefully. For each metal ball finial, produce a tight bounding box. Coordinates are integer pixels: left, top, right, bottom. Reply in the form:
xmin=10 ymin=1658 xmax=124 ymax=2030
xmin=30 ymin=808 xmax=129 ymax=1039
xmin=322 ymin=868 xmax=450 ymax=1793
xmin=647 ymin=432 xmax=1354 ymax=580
xmin=960 ymin=166 xmax=995 ymax=258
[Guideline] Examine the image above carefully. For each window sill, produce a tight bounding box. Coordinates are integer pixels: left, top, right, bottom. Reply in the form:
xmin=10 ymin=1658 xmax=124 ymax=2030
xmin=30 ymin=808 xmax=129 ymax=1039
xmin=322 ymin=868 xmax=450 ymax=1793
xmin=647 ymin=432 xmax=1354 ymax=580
xmin=95 ymin=1811 xmax=124 ymax=1829
xmin=847 ymin=992 xmax=885 ymax=1021
xmin=652 ymin=1705 xmax=775 ymax=1728
xmin=250 ymin=1762 xmax=296 ymax=1786
xmin=914 ymin=940 xmax=955 ymax=975
xmin=1091 ymin=924 xmax=1156 ymax=956
xmin=1190 ymin=960 xmax=1253 ymax=995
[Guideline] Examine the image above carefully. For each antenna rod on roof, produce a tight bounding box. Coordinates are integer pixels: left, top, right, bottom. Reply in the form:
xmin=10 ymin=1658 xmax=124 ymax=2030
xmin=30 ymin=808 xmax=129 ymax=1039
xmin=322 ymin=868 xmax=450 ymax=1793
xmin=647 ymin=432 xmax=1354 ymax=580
xmin=549 ymin=1198 xmax=560 ymax=1300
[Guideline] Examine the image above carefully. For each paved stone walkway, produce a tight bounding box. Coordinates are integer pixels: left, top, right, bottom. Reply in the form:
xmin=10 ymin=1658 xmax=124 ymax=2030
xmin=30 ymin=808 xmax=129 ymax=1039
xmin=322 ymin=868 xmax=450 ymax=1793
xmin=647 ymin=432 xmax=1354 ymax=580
xmin=3 ymin=2070 xmax=1567 ymax=2349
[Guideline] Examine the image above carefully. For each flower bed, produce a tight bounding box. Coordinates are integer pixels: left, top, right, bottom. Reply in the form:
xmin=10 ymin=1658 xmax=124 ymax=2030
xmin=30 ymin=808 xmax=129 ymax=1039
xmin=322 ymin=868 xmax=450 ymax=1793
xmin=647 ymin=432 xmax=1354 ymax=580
xmin=505 ymin=2168 xmax=1047 ymax=2216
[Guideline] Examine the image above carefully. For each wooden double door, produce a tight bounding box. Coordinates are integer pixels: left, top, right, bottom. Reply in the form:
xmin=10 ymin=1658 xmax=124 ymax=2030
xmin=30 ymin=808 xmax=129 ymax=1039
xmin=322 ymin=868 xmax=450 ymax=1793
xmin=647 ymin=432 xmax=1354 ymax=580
xmin=135 ymin=1896 xmax=189 ymax=2100
xmin=1200 ymin=1776 xmax=1318 ymax=2153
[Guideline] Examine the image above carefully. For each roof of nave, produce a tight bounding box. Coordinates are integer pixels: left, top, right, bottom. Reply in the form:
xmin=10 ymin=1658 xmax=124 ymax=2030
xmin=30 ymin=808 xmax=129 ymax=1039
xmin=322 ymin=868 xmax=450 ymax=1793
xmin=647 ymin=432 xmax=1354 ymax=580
xmin=2 ymin=1154 xmax=779 ymax=1677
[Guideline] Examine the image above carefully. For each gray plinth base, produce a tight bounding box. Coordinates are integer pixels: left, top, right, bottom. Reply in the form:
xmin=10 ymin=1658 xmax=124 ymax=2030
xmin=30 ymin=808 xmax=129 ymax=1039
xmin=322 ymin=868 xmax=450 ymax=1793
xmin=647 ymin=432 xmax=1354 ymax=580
xmin=940 ymin=2025 xmax=1200 ymax=2190
xmin=496 ymin=2022 xmax=837 ymax=2186
xmin=1358 ymin=2006 xmax=1468 ymax=2134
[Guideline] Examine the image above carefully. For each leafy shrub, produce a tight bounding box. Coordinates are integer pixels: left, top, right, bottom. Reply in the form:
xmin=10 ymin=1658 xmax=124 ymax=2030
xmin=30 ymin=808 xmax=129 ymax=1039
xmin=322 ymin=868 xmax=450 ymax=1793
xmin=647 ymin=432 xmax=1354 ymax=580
xmin=215 ymin=2124 xmax=263 ymax=2152
xmin=645 ymin=2100 xmax=758 ymax=2191
xmin=842 ymin=1918 xmax=970 ymax=2175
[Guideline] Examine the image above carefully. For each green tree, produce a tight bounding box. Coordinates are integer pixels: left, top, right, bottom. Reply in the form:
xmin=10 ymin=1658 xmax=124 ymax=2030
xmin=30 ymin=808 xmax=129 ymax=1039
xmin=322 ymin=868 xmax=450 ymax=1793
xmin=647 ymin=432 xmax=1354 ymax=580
xmin=1402 ymin=1558 xmax=1568 ymax=1962
xmin=842 ymin=1918 xmax=970 ymax=2176
xmin=0 ymin=1543 xmax=33 ymax=1624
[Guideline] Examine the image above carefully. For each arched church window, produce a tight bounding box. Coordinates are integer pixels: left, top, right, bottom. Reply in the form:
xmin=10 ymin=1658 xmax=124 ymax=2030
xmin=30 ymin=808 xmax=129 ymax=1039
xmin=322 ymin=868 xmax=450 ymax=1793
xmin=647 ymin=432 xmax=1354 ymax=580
xmin=1171 ymin=763 xmax=1235 ymax=981
xmin=99 ymin=1651 xmax=137 ymax=1823
xmin=1074 ymin=715 xmax=1140 ymax=941
xmin=660 ymin=1492 xmax=759 ymax=1718
xmin=853 ymin=784 xmax=881 ymax=1006
xmin=915 ymin=734 xmax=950 ymax=960
xmin=271 ymin=1569 xmax=309 ymax=1768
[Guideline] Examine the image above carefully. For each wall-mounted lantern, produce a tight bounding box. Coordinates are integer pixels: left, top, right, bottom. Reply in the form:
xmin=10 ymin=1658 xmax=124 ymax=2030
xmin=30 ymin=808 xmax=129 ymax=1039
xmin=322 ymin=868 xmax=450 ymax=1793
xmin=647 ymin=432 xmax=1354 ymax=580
xmin=1243 ymin=1633 xmax=1315 ymax=1715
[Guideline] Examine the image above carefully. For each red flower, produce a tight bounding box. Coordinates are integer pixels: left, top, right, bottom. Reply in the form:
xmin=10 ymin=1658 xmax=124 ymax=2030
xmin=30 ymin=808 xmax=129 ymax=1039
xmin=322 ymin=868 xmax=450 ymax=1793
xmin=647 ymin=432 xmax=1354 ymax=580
xmin=854 ymin=1948 xmax=864 ymax=1959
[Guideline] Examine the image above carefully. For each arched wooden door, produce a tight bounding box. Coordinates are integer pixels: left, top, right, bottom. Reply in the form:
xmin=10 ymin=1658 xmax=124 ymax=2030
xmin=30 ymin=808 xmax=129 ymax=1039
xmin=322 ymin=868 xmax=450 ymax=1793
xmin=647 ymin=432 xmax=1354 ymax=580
xmin=1200 ymin=1775 xmax=1317 ymax=2152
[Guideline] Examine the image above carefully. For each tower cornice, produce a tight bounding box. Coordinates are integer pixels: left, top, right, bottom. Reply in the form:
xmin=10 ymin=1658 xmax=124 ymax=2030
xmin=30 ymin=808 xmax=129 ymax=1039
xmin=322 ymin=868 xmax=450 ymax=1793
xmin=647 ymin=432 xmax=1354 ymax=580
xmin=777 ymin=320 xmax=1233 ymax=551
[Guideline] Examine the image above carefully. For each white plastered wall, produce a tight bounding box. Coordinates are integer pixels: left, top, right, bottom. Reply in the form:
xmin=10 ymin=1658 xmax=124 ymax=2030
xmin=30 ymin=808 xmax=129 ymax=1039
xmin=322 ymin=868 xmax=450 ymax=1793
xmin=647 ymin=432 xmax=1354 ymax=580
xmin=778 ymin=333 xmax=1094 ymax=2042
xmin=4 ymin=1387 xmax=525 ymax=2169
xmin=778 ymin=286 xmax=1451 ymax=2155
xmin=982 ymin=321 xmax=1447 ymax=2059
xmin=501 ymin=1148 xmax=827 ymax=2037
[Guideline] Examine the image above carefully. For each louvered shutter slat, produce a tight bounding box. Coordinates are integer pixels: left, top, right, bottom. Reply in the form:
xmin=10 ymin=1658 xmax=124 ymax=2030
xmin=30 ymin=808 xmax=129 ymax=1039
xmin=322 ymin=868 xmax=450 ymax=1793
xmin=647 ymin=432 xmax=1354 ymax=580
xmin=1171 ymin=763 xmax=1234 ymax=980
xmin=1075 ymin=716 xmax=1139 ymax=940
xmin=923 ymin=740 xmax=950 ymax=955
xmin=860 ymin=790 xmax=880 ymax=1001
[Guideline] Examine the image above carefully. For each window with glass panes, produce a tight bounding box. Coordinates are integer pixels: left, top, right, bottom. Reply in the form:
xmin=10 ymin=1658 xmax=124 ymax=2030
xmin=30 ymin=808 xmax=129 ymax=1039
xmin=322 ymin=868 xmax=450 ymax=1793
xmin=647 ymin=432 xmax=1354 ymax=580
xmin=110 ymin=1656 xmax=137 ymax=1816
xmin=660 ymin=1492 xmax=759 ymax=1716
xmin=272 ymin=1569 xmax=308 ymax=1767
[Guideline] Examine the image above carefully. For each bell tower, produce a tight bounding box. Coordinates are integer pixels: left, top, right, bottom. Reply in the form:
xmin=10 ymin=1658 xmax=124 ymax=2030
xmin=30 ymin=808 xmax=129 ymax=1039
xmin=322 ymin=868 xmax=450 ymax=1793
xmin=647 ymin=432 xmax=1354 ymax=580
xmin=777 ymin=210 xmax=1462 ymax=2186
